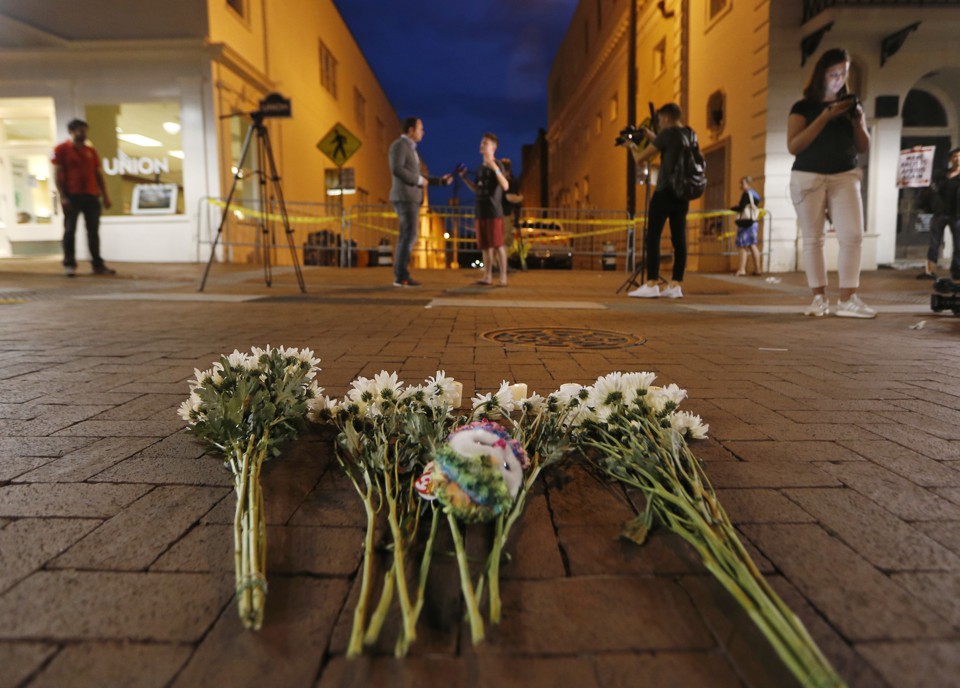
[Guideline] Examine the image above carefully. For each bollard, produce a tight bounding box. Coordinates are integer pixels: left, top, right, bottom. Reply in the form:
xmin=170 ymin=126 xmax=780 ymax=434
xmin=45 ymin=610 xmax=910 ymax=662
xmin=377 ymin=239 xmax=393 ymax=267
xmin=602 ymin=242 xmax=616 ymax=271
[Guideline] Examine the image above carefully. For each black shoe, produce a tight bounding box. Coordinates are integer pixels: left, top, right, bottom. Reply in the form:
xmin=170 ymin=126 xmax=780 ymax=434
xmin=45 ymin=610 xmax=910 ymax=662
xmin=916 ymin=271 xmax=936 ymax=280
xmin=64 ymin=265 xmax=77 ymax=277
xmin=92 ymin=264 xmax=116 ymax=276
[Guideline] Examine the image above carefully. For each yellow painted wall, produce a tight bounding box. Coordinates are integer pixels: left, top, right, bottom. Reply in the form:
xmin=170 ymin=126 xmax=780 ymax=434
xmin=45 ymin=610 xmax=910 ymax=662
xmin=546 ymin=0 xmax=773 ymax=272
xmin=206 ymin=0 xmax=398 ymax=208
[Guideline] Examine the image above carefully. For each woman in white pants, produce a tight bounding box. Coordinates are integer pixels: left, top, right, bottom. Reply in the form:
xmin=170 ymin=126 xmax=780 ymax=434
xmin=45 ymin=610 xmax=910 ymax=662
xmin=787 ymin=48 xmax=875 ymax=318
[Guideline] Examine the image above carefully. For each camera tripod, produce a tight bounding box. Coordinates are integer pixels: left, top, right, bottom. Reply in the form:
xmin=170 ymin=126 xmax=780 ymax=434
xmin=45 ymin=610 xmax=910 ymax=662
xmin=616 ymin=161 xmax=653 ymax=294
xmin=199 ymin=111 xmax=306 ymax=293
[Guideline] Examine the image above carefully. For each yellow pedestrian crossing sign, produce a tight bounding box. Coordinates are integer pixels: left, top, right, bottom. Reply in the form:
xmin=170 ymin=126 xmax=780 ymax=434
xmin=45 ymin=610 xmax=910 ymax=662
xmin=317 ymin=123 xmax=361 ymax=167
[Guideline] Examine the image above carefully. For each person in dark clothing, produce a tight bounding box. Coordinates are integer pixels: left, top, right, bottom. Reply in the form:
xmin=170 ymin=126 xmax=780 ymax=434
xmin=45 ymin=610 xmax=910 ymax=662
xmin=623 ymin=103 xmax=694 ymax=299
xmin=52 ymin=119 xmax=115 ymax=277
xmin=459 ymin=133 xmax=510 ymax=286
xmin=919 ymin=147 xmax=960 ymax=280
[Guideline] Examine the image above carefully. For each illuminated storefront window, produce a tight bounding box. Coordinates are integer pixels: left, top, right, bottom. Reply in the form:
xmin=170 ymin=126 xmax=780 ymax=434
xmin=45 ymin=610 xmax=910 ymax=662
xmin=85 ymin=102 xmax=184 ymax=216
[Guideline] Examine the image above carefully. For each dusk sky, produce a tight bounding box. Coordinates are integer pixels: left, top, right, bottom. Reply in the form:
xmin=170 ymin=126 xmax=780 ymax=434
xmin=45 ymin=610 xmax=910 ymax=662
xmin=335 ymin=0 xmax=579 ymax=204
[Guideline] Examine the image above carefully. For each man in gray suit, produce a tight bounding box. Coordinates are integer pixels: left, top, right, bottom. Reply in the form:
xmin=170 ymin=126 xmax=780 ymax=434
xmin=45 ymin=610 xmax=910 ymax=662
xmin=389 ymin=117 xmax=452 ymax=286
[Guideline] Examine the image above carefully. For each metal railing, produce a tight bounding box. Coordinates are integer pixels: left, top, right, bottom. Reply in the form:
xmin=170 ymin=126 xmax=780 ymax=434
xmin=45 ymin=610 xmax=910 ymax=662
xmin=196 ymin=198 xmax=778 ymax=274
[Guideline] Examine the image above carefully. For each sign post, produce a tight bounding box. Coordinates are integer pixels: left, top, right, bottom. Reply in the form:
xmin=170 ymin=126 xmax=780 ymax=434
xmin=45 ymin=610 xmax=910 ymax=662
xmin=317 ymin=123 xmax=362 ymax=265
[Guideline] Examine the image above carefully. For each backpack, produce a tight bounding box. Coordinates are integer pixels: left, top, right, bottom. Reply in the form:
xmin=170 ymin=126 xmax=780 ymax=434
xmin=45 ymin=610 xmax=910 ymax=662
xmin=669 ymin=127 xmax=707 ymax=201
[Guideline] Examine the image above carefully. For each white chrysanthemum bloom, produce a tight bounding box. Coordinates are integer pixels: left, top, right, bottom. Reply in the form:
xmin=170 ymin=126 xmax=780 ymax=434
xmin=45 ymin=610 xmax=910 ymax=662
xmin=400 ymin=384 xmax=426 ymax=403
xmin=373 ymin=370 xmax=403 ymax=402
xmin=306 ymin=394 xmax=338 ymax=422
xmin=279 ymin=346 xmax=321 ymax=376
xmin=669 ymin=410 xmax=709 ymax=439
xmin=494 ymin=381 xmax=516 ymax=414
xmin=224 ymin=349 xmax=249 ymax=369
xmin=554 ymin=383 xmax=586 ymax=408
xmin=177 ymin=391 xmax=203 ymax=422
xmin=425 ymin=371 xmax=462 ymax=409
xmin=347 ymin=376 xmax=376 ymax=405
xmin=646 ymin=383 xmax=688 ymax=415
xmin=568 ymin=402 xmax=595 ymax=426
xmin=471 ymin=391 xmax=502 ymax=418
xmin=306 ymin=380 xmax=324 ymax=398
xmin=623 ymin=371 xmax=657 ymax=392
xmin=588 ymin=372 xmax=628 ymax=416
xmin=520 ymin=392 xmax=545 ymax=414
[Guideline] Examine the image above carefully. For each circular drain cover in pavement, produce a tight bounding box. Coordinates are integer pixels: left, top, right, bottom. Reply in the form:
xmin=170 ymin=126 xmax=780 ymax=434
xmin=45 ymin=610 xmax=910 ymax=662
xmin=481 ymin=327 xmax=645 ymax=350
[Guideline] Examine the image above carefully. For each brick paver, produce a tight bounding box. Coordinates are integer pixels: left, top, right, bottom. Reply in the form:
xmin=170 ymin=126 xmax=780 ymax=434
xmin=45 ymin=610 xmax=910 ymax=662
xmin=1 ymin=260 xmax=959 ymax=687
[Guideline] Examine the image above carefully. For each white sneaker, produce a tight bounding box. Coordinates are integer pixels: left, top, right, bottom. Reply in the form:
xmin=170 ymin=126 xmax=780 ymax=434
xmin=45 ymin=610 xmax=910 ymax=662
xmin=661 ymin=284 xmax=683 ymax=299
xmin=804 ymin=295 xmax=830 ymax=317
xmin=836 ymin=294 xmax=877 ymax=319
xmin=628 ymin=283 xmax=660 ymax=298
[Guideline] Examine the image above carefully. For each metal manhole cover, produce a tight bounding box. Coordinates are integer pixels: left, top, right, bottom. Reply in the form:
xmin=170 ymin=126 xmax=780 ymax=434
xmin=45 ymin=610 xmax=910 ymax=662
xmin=481 ymin=327 xmax=645 ymax=350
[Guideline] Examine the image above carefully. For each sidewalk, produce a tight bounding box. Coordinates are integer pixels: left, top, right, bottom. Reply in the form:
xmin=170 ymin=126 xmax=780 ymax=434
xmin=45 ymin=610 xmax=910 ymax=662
xmin=1 ymin=260 xmax=958 ymax=688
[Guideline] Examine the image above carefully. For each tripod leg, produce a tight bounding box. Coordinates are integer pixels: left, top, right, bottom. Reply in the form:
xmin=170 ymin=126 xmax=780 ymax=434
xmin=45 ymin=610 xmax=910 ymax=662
xmin=260 ymin=123 xmax=307 ymax=293
xmin=253 ymin=125 xmax=274 ymax=287
xmin=199 ymin=120 xmax=257 ymax=291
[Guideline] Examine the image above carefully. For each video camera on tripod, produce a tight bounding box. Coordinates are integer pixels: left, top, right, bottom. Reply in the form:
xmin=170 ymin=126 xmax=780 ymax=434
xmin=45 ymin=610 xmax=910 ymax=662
xmin=199 ymin=92 xmax=304 ymax=293
xmin=253 ymin=92 xmax=292 ymax=119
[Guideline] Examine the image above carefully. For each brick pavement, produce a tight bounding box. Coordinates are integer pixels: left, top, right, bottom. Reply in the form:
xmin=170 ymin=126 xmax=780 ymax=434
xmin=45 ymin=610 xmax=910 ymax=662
xmin=1 ymin=259 xmax=959 ymax=687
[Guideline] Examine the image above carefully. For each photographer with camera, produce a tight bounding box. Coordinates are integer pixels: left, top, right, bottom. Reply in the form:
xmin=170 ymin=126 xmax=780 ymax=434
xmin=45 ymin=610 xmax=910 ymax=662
xmin=787 ymin=48 xmax=873 ymax=318
xmin=620 ymin=103 xmax=696 ymax=299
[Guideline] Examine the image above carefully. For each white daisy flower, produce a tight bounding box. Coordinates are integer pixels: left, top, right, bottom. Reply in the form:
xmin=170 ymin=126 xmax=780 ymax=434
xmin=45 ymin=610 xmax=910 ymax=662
xmin=347 ymin=376 xmax=376 ymax=405
xmin=554 ymin=383 xmax=586 ymax=408
xmin=425 ymin=370 xmax=462 ymax=408
xmin=588 ymin=372 xmax=628 ymax=412
xmin=494 ymin=381 xmax=516 ymax=414
xmin=307 ymin=394 xmax=338 ymax=422
xmin=520 ymin=392 xmax=545 ymax=414
xmin=669 ymin=410 xmax=709 ymax=439
xmin=646 ymin=383 xmax=688 ymax=415
xmin=373 ymin=370 xmax=403 ymax=401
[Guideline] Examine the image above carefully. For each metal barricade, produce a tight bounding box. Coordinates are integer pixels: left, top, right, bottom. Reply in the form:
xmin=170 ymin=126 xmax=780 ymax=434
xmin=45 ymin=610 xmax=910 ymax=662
xmin=197 ymin=197 xmax=344 ymax=267
xmin=344 ymin=204 xmax=479 ymax=270
xmin=197 ymin=197 xmax=781 ymax=274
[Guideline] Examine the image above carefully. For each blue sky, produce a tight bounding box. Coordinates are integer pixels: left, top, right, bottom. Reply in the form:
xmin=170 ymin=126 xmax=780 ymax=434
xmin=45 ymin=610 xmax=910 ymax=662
xmin=335 ymin=0 xmax=578 ymax=203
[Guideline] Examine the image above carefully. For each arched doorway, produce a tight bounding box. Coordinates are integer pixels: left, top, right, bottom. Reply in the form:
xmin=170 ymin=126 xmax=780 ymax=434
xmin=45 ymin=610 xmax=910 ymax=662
xmin=897 ymin=76 xmax=958 ymax=260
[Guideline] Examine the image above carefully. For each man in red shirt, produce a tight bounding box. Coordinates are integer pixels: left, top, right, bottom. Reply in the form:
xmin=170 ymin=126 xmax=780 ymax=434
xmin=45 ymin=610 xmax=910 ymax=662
xmin=52 ymin=119 xmax=114 ymax=276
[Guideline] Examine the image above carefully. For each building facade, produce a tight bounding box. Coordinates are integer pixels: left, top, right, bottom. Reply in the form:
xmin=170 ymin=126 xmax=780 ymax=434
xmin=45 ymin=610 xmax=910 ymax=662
xmin=0 ymin=0 xmax=399 ymax=263
xmin=543 ymin=0 xmax=960 ymax=272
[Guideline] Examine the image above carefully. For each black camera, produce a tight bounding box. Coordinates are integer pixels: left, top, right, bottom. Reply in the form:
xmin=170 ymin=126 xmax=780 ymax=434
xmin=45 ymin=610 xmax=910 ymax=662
xmin=615 ymin=124 xmax=642 ymax=147
xmin=255 ymin=92 xmax=292 ymax=119
xmin=931 ymin=277 xmax=960 ymax=315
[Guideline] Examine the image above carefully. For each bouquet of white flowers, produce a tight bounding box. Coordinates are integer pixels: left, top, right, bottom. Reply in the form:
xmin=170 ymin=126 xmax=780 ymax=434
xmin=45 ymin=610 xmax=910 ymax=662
xmin=179 ymin=346 xmax=322 ymax=630
xmin=572 ymin=372 xmax=841 ymax=688
xmin=314 ymin=370 xmax=462 ymax=657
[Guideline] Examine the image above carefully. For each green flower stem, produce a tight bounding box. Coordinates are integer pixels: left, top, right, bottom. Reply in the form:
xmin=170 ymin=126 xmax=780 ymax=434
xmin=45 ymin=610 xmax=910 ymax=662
xmin=231 ymin=433 xmax=269 ymax=631
xmin=364 ymin=563 xmax=396 ymax=647
xmin=447 ymin=511 xmax=484 ymax=645
xmin=587 ymin=430 xmax=844 ymax=688
xmin=412 ymin=505 xmax=441 ymax=623
xmin=384 ymin=465 xmax=416 ymax=648
xmin=476 ymin=462 xmax=544 ymax=624
xmin=347 ymin=470 xmax=377 ymax=658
